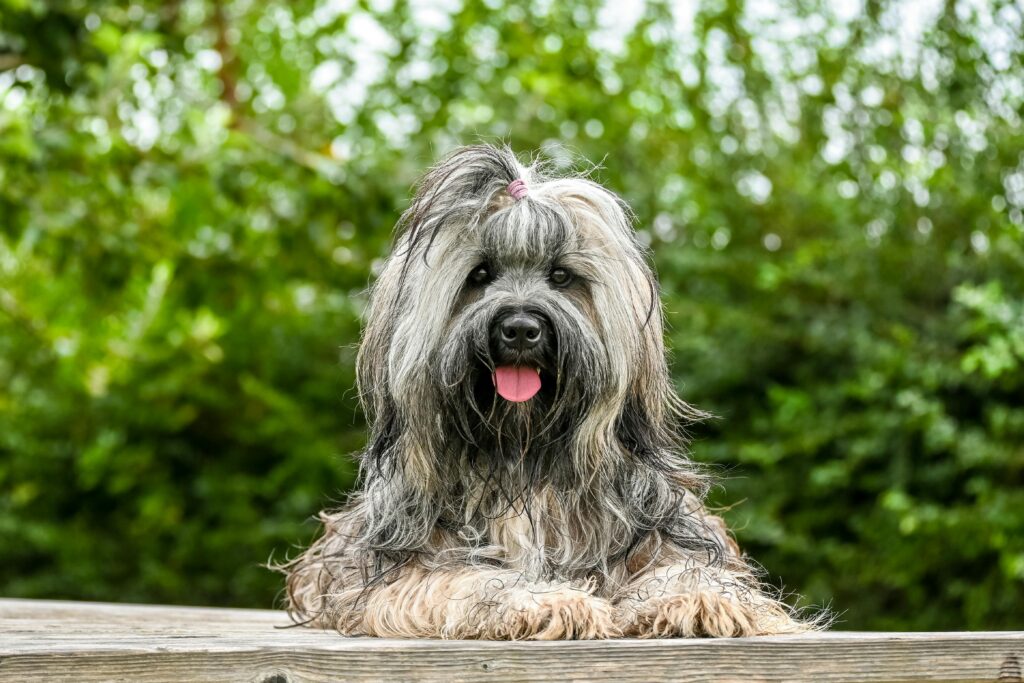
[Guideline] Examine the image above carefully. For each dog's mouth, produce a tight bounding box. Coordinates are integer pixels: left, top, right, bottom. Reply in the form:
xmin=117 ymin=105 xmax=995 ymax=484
xmin=478 ymin=310 xmax=556 ymax=405
xmin=491 ymin=365 xmax=542 ymax=402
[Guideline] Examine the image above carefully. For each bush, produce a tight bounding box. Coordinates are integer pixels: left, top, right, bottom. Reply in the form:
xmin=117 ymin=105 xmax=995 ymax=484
xmin=1 ymin=0 xmax=1021 ymax=628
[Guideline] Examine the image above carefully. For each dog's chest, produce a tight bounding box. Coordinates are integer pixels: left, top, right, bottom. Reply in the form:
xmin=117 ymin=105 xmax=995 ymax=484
xmin=488 ymin=508 xmax=542 ymax=567
xmin=481 ymin=488 xmax=580 ymax=573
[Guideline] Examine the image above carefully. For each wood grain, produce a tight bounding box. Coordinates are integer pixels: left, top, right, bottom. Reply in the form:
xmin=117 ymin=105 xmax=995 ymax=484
xmin=1 ymin=598 xmax=1021 ymax=683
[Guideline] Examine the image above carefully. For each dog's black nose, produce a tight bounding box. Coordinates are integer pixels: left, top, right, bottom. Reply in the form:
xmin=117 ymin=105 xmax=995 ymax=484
xmin=498 ymin=312 xmax=544 ymax=351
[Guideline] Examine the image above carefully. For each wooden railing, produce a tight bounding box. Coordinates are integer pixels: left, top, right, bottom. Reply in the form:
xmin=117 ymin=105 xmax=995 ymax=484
xmin=1 ymin=598 xmax=1021 ymax=682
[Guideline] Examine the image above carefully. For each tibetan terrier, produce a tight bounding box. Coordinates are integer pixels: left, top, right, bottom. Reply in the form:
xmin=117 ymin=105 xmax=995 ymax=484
xmin=283 ymin=144 xmax=814 ymax=639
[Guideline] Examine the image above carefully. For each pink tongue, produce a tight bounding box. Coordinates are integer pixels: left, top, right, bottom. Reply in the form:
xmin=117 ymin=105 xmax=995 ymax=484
xmin=492 ymin=366 xmax=542 ymax=402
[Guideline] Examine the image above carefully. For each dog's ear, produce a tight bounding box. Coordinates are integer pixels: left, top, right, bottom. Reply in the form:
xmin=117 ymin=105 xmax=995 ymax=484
xmin=360 ymin=397 xmax=400 ymax=476
xmin=355 ymin=277 xmax=400 ymax=476
xmin=608 ymin=216 xmax=709 ymax=492
xmin=615 ymin=393 xmax=664 ymax=463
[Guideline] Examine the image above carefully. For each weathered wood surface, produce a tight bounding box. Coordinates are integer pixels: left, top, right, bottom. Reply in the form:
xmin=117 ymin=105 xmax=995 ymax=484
xmin=0 ymin=599 xmax=1021 ymax=683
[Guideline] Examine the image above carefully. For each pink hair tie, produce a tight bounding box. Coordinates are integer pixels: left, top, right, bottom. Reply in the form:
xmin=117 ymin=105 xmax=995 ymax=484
xmin=507 ymin=179 xmax=529 ymax=200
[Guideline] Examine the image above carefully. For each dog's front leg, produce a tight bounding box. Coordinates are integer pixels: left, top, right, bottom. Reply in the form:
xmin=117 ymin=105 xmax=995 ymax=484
xmin=360 ymin=565 xmax=620 ymax=640
xmin=612 ymin=561 xmax=807 ymax=637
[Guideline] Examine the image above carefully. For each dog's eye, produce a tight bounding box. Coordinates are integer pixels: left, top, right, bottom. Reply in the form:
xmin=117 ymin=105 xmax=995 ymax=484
xmin=549 ymin=267 xmax=573 ymax=287
xmin=468 ymin=263 xmax=492 ymax=286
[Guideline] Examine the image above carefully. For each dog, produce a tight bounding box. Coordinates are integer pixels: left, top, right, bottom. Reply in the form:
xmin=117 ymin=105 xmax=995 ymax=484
xmin=282 ymin=144 xmax=814 ymax=639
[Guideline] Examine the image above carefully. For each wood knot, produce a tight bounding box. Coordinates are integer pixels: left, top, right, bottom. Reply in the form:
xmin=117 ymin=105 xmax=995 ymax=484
xmin=261 ymin=674 xmax=290 ymax=683
xmin=1000 ymin=653 xmax=1022 ymax=682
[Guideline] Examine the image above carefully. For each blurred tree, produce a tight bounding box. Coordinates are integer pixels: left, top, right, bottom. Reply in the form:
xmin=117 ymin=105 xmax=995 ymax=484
xmin=0 ymin=0 xmax=1021 ymax=628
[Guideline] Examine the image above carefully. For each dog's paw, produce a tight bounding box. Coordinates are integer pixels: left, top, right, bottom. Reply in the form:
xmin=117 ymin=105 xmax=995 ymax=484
xmin=497 ymin=590 xmax=620 ymax=640
xmin=616 ymin=592 xmax=761 ymax=638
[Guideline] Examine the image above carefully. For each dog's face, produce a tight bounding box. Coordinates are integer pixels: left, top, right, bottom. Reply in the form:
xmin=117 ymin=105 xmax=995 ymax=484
xmin=357 ymin=147 xmax=693 ymax=486
xmin=434 ymin=199 xmax=614 ymax=459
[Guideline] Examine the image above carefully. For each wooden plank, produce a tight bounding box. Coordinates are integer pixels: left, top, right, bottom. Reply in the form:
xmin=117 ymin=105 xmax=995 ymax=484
xmin=0 ymin=599 xmax=1021 ymax=683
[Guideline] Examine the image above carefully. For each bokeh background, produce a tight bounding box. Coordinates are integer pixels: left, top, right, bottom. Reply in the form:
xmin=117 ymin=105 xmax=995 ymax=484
xmin=1 ymin=0 xmax=1022 ymax=631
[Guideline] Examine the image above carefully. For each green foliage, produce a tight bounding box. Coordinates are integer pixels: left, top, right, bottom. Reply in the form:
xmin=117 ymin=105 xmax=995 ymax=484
xmin=1 ymin=0 xmax=1021 ymax=629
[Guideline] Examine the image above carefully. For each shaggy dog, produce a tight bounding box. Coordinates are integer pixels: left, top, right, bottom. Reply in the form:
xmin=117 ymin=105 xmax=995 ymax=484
xmin=283 ymin=144 xmax=813 ymax=639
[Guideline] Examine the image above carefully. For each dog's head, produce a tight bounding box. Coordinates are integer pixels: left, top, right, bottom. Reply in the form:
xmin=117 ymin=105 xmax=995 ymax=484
xmin=357 ymin=145 xmax=702 ymax=488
